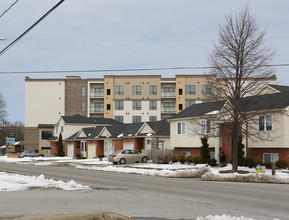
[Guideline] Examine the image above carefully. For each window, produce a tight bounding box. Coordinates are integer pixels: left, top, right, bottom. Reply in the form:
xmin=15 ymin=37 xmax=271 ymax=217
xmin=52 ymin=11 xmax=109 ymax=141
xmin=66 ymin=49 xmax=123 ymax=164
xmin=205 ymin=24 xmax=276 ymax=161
xmin=202 ymin=85 xmax=211 ymax=95
xmin=149 ymin=116 xmax=157 ymax=122
xmin=181 ymin=151 xmax=191 ymax=157
xmin=115 ymin=116 xmax=123 ymax=123
xmin=133 ymin=101 xmax=141 ymax=110
xmin=217 ymin=88 xmax=222 ymax=97
xmin=179 ymin=104 xmax=183 ymax=111
xmin=186 ymin=85 xmax=196 ymax=95
xmin=133 ymin=116 xmax=141 ymax=123
xmin=107 ymin=89 xmax=111 ymax=95
xmin=210 ymin=152 xmax=215 ymax=159
xmin=81 ymin=101 xmax=86 ymax=111
xmin=185 ymin=100 xmax=195 ymax=108
xmin=93 ymin=102 xmax=104 ymax=112
xmin=149 ymin=85 xmax=157 ymax=95
xmin=61 ymin=126 xmax=64 ymax=133
xmin=132 ymin=85 xmax=142 ymax=95
xmin=81 ymin=86 xmax=86 ymax=96
xmin=263 ymin=153 xmax=279 ymax=162
xmin=259 ymin=115 xmax=272 ymax=131
xmin=81 ymin=142 xmax=87 ymax=152
xmin=149 ymin=101 xmax=157 ymax=110
xmin=115 ymin=101 xmax=124 ymax=110
xmin=179 ymin=89 xmax=183 ymax=95
xmin=115 ymin=86 xmax=124 ymax=95
xmin=41 ymin=131 xmax=53 ymax=140
xmin=201 ymin=120 xmax=211 ymax=134
xmin=107 ymin=104 xmax=111 ymax=110
xmin=177 ymin=122 xmax=186 ymax=134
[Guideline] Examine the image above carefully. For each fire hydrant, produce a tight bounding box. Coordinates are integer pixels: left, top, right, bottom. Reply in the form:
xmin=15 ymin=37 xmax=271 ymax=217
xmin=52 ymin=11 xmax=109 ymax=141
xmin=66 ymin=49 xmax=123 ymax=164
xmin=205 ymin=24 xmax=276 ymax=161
xmin=255 ymin=164 xmax=262 ymax=173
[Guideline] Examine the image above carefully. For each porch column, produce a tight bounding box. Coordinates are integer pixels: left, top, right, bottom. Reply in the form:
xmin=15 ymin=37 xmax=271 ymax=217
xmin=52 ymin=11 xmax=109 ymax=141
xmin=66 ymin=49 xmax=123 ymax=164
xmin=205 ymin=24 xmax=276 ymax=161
xmin=215 ymin=124 xmax=220 ymax=162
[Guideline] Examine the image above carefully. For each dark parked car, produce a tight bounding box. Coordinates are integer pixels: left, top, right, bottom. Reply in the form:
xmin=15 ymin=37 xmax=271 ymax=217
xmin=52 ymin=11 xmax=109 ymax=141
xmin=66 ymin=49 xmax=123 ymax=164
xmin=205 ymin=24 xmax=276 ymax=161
xmin=109 ymin=149 xmax=148 ymax=164
xmin=18 ymin=150 xmax=44 ymax=158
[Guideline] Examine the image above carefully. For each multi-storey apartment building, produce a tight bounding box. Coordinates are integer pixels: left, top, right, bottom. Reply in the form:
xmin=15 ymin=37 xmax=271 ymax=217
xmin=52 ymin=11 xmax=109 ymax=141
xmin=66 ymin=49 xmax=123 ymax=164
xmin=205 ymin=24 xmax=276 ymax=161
xmin=24 ymin=74 xmax=276 ymax=150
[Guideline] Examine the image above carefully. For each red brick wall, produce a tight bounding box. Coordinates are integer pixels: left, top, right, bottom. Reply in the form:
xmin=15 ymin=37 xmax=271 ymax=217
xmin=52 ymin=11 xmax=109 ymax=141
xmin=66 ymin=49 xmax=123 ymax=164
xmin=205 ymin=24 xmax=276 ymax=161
xmin=174 ymin=147 xmax=214 ymax=157
xmin=247 ymin=148 xmax=289 ymax=163
xmin=96 ymin=140 xmax=104 ymax=156
xmin=50 ymin=142 xmax=58 ymax=156
xmin=114 ymin=140 xmax=123 ymax=152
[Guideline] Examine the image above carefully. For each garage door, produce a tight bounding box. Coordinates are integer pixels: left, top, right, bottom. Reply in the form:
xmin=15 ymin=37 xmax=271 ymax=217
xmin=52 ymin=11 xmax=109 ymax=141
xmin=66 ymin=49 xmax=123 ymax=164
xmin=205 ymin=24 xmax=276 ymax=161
xmin=67 ymin=144 xmax=74 ymax=158
xmin=88 ymin=144 xmax=96 ymax=159
xmin=124 ymin=142 xmax=134 ymax=150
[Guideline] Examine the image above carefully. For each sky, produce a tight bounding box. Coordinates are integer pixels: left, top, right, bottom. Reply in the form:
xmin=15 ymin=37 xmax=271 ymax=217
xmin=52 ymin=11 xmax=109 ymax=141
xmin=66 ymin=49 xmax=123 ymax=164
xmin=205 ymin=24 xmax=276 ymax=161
xmin=0 ymin=0 xmax=289 ymax=123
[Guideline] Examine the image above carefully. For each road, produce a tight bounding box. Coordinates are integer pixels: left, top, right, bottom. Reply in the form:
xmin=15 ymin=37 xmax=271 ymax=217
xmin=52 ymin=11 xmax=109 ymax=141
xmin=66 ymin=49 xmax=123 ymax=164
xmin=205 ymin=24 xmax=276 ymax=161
xmin=0 ymin=162 xmax=288 ymax=220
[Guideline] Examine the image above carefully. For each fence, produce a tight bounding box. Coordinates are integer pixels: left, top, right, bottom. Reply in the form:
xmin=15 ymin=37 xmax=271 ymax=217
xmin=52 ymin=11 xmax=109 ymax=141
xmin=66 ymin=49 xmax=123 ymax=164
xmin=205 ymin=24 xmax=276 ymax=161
xmin=142 ymin=149 xmax=174 ymax=164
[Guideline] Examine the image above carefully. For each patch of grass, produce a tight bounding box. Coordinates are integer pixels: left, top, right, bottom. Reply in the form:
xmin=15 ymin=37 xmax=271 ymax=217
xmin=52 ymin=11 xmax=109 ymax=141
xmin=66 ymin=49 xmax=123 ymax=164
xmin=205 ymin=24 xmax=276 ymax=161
xmin=219 ymin=170 xmax=250 ymax=174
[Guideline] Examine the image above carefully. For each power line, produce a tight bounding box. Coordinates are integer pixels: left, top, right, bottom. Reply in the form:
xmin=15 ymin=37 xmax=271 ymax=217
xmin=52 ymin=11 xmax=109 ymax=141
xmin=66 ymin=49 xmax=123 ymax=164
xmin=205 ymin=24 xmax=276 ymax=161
xmin=0 ymin=0 xmax=65 ymax=57
xmin=0 ymin=64 xmax=289 ymax=75
xmin=0 ymin=0 xmax=18 ymax=18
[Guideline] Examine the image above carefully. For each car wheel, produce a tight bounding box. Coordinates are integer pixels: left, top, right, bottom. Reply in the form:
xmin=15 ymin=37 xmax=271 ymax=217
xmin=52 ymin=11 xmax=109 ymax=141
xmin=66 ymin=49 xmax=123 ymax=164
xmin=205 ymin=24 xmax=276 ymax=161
xmin=23 ymin=155 xmax=27 ymax=158
xmin=142 ymin=157 xmax=148 ymax=163
xmin=119 ymin=158 xmax=126 ymax=164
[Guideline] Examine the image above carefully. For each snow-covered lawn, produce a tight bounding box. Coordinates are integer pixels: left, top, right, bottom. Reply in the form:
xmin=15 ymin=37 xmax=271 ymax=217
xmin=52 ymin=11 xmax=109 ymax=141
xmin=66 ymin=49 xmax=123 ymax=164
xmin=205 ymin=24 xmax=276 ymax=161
xmin=1 ymin=156 xmax=289 ymax=183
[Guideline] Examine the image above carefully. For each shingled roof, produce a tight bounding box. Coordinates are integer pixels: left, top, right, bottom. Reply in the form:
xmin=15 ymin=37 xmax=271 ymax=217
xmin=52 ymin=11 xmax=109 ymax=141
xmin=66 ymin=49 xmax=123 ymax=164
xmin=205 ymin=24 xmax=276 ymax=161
xmin=268 ymin=84 xmax=289 ymax=93
xmin=169 ymin=92 xmax=289 ymax=120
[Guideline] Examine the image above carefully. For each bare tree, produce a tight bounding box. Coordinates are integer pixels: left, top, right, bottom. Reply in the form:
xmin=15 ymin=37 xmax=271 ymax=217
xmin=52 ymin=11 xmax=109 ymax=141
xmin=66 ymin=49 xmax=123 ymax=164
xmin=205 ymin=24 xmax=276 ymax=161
xmin=0 ymin=93 xmax=7 ymax=125
xmin=207 ymin=6 xmax=275 ymax=171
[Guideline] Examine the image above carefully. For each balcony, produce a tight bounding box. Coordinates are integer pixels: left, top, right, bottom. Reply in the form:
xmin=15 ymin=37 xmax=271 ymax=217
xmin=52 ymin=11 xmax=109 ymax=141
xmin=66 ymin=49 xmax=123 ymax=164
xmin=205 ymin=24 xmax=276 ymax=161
xmin=90 ymin=107 xmax=104 ymax=113
xmin=90 ymin=92 xmax=104 ymax=98
xmin=161 ymin=92 xmax=176 ymax=98
xmin=161 ymin=107 xmax=176 ymax=113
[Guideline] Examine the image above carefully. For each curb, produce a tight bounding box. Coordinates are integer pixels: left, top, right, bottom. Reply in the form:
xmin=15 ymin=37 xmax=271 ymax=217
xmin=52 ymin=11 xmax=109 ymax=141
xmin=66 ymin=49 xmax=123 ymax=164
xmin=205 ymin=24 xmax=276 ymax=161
xmin=8 ymin=211 xmax=134 ymax=220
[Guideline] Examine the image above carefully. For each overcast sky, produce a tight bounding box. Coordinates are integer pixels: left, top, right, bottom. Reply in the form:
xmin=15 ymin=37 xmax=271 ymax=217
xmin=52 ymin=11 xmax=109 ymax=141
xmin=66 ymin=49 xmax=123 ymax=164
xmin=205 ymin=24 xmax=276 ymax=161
xmin=0 ymin=0 xmax=289 ymax=123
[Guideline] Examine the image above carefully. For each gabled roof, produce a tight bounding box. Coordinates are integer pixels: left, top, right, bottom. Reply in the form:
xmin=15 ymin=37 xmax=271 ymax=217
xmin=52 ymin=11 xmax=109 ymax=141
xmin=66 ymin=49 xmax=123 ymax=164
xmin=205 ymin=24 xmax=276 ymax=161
xmin=169 ymin=92 xmax=289 ymax=120
xmin=61 ymin=114 xmax=121 ymax=125
xmin=267 ymin=84 xmax=289 ymax=93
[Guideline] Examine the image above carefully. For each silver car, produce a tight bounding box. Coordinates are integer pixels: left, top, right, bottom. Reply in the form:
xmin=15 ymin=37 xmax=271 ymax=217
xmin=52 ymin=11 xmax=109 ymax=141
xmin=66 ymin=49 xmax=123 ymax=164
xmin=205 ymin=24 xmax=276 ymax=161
xmin=18 ymin=150 xmax=44 ymax=158
xmin=109 ymin=149 xmax=148 ymax=164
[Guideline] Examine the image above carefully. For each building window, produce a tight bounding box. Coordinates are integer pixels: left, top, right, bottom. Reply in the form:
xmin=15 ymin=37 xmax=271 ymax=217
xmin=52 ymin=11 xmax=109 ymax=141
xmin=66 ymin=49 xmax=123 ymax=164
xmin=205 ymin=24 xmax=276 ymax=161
xmin=92 ymin=102 xmax=104 ymax=112
xmin=186 ymin=85 xmax=196 ymax=95
xmin=149 ymin=85 xmax=157 ymax=95
xmin=115 ymin=86 xmax=124 ymax=95
xmin=201 ymin=120 xmax=211 ymax=134
xmin=210 ymin=152 xmax=215 ymax=159
xmin=133 ymin=101 xmax=141 ymax=110
xmin=179 ymin=104 xmax=183 ymax=111
xmin=179 ymin=89 xmax=183 ymax=95
xmin=181 ymin=151 xmax=191 ymax=157
xmin=81 ymin=86 xmax=86 ymax=96
xmin=107 ymin=104 xmax=111 ymax=110
xmin=259 ymin=115 xmax=272 ymax=131
xmin=185 ymin=100 xmax=195 ymax=108
xmin=263 ymin=153 xmax=279 ymax=163
xmin=132 ymin=85 xmax=142 ymax=95
xmin=202 ymin=85 xmax=211 ymax=95
xmin=149 ymin=101 xmax=157 ymax=110
xmin=133 ymin=116 xmax=141 ymax=123
xmin=81 ymin=101 xmax=86 ymax=111
xmin=149 ymin=116 xmax=157 ymax=122
xmin=81 ymin=142 xmax=87 ymax=152
xmin=41 ymin=131 xmax=53 ymax=140
xmin=217 ymin=88 xmax=222 ymax=97
xmin=177 ymin=122 xmax=186 ymax=134
xmin=61 ymin=126 xmax=64 ymax=133
xmin=115 ymin=116 xmax=123 ymax=123
xmin=107 ymin=89 xmax=111 ymax=95
xmin=115 ymin=101 xmax=124 ymax=110
xmin=104 ymin=140 xmax=114 ymax=156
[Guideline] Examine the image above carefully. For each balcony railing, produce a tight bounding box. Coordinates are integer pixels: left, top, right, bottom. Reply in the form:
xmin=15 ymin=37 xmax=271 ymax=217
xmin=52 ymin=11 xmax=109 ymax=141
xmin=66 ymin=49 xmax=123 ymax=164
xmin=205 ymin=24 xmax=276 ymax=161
xmin=90 ymin=107 xmax=104 ymax=113
xmin=161 ymin=92 xmax=176 ymax=98
xmin=90 ymin=92 xmax=104 ymax=98
xmin=161 ymin=107 xmax=176 ymax=113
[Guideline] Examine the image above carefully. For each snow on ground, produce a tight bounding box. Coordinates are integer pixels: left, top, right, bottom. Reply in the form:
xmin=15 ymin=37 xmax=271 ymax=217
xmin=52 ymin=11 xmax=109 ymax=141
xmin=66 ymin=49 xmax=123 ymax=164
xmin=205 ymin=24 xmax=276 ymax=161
xmin=0 ymin=171 xmax=91 ymax=191
xmin=0 ymin=156 xmax=289 ymax=182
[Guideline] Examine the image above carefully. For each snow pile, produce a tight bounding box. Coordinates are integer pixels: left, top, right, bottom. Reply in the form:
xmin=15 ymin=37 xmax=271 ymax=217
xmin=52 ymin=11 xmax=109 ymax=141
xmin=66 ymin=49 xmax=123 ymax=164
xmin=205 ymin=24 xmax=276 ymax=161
xmin=0 ymin=172 xmax=91 ymax=191
xmin=197 ymin=215 xmax=256 ymax=220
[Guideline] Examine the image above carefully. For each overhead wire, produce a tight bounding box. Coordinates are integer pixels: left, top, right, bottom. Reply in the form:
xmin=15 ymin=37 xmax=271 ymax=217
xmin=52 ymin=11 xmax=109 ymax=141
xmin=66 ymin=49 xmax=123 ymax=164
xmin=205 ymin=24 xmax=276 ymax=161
xmin=0 ymin=0 xmax=18 ymax=18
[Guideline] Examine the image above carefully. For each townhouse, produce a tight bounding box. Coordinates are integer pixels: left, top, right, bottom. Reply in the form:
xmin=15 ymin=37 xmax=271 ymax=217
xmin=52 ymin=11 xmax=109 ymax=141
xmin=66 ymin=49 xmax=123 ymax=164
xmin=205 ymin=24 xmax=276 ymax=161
xmin=168 ymin=85 xmax=289 ymax=164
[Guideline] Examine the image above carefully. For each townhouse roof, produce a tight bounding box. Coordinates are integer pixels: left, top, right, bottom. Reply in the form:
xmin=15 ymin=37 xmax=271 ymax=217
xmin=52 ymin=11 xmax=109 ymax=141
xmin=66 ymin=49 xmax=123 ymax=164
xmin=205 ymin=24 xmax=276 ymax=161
xmin=61 ymin=114 xmax=121 ymax=125
xmin=38 ymin=124 xmax=54 ymax=128
xmin=65 ymin=119 xmax=170 ymax=141
xmin=169 ymin=92 xmax=289 ymax=120
xmin=268 ymin=84 xmax=289 ymax=93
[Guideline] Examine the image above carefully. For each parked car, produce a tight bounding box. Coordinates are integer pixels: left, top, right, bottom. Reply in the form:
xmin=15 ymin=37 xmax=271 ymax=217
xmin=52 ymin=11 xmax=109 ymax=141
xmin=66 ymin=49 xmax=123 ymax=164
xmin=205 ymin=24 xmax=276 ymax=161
xmin=109 ymin=149 xmax=148 ymax=164
xmin=18 ymin=150 xmax=44 ymax=158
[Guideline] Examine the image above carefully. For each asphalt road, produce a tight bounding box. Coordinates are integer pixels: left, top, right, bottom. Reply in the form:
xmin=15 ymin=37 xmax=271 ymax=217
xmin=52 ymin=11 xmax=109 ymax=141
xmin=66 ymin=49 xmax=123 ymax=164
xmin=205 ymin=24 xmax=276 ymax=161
xmin=0 ymin=162 xmax=288 ymax=220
